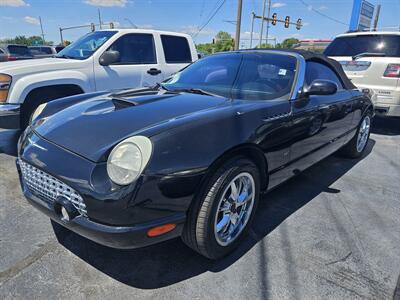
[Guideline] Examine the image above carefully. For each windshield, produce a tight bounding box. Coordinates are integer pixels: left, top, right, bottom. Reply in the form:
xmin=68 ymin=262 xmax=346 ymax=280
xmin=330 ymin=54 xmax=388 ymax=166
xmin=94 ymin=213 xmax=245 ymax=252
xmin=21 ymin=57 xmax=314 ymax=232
xmin=56 ymin=31 xmax=117 ymax=60
xmin=162 ymin=52 xmax=297 ymax=100
xmin=8 ymin=45 xmax=32 ymax=56
xmin=324 ymin=35 xmax=400 ymax=57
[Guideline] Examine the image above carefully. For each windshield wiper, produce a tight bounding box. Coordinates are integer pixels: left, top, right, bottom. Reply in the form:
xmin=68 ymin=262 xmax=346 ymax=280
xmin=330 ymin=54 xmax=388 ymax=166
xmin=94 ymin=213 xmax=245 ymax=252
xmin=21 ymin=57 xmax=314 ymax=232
xmin=352 ymin=52 xmax=386 ymax=60
xmin=167 ymin=87 xmax=217 ymax=97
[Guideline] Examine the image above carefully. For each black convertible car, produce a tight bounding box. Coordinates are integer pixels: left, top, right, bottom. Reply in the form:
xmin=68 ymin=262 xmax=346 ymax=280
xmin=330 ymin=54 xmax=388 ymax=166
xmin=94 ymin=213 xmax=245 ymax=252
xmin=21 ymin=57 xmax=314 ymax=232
xmin=17 ymin=50 xmax=373 ymax=259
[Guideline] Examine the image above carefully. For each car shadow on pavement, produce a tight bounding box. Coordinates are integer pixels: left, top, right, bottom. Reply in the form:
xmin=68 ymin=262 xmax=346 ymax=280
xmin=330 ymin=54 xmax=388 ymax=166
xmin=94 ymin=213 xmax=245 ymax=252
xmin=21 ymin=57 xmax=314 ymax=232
xmin=52 ymin=140 xmax=375 ymax=289
xmin=371 ymin=116 xmax=400 ymax=136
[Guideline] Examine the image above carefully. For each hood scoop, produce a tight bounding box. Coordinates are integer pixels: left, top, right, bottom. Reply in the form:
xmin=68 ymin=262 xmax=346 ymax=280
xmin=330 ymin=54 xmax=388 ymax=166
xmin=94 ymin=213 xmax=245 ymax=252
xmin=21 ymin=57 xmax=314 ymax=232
xmin=111 ymin=97 xmax=139 ymax=110
xmin=108 ymin=93 xmax=178 ymax=110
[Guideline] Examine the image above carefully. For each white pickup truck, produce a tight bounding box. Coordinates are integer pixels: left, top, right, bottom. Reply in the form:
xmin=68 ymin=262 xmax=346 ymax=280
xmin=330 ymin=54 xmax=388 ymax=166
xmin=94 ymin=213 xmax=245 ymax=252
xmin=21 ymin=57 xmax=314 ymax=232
xmin=0 ymin=29 xmax=198 ymax=130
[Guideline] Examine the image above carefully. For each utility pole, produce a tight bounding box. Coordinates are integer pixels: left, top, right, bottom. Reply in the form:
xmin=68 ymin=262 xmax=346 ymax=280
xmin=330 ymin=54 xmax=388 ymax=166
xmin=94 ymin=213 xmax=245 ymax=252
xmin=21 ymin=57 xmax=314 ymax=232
xmin=259 ymin=0 xmax=266 ymax=48
xmin=39 ymin=16 xmax=45 ymax=43
xmin=373 ymin=4 xmax=381 ymax=31
xmin=234 ymin=0 xmax=243 ymax=50
xmin=98 ymin=9 xmax=102 ymax=29
xmin=265 ymin=0 xmax=271 ymax=47
xmin=250 ymin=12 xmax=256 ymax=48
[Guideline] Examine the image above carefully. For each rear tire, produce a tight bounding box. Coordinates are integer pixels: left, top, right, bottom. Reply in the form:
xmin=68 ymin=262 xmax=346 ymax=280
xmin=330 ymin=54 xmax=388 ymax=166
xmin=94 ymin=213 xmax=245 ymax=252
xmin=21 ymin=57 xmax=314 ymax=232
xmin=182 ymin=157 xmax=260 ymax=259
xmin=340 ymin=112 xmax=372 ymax=158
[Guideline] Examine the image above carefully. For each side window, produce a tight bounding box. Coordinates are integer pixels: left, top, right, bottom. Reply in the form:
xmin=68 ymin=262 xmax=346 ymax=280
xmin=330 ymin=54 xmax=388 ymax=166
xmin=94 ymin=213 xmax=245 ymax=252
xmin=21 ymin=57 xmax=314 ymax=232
xmin=305 ymin=61 xmax=343 ymax=89
xmin=233 ymin=53 xmax=297 ymax=101
xmin=161 ymin=35 xmax=192 ymax=63
xmin=108 ymin=33 xmax=157 ymax=65
xmin=41 ymin=47 xmax=53 ymax=54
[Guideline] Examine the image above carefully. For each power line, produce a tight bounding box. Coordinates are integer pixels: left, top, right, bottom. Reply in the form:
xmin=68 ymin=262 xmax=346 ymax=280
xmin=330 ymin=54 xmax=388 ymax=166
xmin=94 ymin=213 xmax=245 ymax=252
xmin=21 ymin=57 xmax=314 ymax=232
xmin=193 ymin=0 xmax=227 ymax=39
xmin=298 ymin=0 xmax=349 ymax=26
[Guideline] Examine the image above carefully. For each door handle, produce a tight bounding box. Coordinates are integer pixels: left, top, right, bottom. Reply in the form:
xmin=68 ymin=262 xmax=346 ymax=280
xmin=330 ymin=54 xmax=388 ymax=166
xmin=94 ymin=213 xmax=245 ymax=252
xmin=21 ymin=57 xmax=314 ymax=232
xmin=147 ymin=68 xmax=161 ymax=76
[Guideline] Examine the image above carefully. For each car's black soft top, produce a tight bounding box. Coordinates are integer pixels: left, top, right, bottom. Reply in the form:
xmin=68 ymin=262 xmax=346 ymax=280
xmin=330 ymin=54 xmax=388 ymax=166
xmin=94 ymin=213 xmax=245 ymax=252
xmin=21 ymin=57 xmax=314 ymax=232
xmin=281 ymin=49 xmax=356 ymax=90
xmin=240 ymin=49 xmax=356 ymax=90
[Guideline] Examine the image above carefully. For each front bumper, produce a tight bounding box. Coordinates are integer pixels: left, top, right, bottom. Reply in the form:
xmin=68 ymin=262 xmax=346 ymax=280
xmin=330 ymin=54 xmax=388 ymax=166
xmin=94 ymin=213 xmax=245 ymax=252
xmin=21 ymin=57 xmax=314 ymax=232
xmin=16 ymin=129 xmax=196 ymax=249
xmin=0 ymin=104 xmax=20 ymax=129
xmin=18 ymin=164 xmax=186 ymax=249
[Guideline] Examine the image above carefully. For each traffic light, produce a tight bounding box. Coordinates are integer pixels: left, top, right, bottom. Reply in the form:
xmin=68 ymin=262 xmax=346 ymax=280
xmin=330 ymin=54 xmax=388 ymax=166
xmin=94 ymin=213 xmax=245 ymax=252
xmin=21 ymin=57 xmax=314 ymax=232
xmin=284 ymin=16 xmax=290 ymax=28
xmin=296 ymin=18 xmax=302 ymax=30
xmin=110 ymin=22 xmax=114 ymax=29
xmin=90 ymin=23 xmax=95 ymax=32
xmin=272 ymin=13 xmax=277 ymax=26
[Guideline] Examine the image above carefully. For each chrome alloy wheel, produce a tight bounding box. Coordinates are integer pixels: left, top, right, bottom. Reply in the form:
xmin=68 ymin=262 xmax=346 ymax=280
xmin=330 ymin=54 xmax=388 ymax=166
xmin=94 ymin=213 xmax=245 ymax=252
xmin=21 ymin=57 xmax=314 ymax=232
xmin=214 ymin=172 xmax=255 ymax=246
xmin=356 ymin=116 xmax=371 ymax=153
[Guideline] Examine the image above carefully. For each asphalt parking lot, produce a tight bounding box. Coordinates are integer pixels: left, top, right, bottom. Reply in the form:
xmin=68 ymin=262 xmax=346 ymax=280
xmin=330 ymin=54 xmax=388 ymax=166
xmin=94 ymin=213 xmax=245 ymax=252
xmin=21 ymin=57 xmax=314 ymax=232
xmin=0 ymin=117 xmax=399 ymax=300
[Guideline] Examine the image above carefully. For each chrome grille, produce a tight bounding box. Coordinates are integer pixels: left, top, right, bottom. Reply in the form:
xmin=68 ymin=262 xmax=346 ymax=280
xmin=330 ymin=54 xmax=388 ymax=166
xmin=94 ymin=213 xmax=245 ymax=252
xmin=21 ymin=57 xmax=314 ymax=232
xmin=19 ymin=159 xmax=87 ymax=216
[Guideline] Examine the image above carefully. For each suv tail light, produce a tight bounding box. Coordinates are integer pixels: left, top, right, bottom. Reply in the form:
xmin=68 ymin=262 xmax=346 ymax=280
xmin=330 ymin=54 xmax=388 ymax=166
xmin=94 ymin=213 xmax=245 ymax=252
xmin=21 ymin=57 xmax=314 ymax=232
xmin=383 ymin=64 xmax=400 ymax=78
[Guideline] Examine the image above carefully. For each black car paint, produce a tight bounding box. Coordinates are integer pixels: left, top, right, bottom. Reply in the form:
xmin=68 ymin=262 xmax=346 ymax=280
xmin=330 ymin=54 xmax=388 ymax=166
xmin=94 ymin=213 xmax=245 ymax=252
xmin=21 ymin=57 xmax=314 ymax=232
xmin=18 ymin=51 xmax=372 ymax=248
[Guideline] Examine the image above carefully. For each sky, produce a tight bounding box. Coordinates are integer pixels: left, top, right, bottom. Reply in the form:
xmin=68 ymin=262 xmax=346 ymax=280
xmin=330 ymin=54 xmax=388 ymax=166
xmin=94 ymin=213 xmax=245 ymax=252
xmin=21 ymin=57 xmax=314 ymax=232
xmin=0 ymin=0 xmax=399 ymax=47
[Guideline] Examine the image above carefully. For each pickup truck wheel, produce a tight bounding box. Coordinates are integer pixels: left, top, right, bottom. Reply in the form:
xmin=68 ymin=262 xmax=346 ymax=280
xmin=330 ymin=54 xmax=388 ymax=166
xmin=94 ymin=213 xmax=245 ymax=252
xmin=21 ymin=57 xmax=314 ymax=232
xmin=182 ymin=157 xmax=260 ymax=259
xmin=340 ymin=112 xmax=372 ymax=158
xmin=21 ymin=86 xmax=83 ymax=129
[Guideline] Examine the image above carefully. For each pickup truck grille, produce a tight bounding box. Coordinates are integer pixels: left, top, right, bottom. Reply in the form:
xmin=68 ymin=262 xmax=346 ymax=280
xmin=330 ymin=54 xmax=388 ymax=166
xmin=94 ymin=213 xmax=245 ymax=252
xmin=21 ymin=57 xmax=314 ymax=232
xmin=19 ymin=159 xmax=87 ymax=216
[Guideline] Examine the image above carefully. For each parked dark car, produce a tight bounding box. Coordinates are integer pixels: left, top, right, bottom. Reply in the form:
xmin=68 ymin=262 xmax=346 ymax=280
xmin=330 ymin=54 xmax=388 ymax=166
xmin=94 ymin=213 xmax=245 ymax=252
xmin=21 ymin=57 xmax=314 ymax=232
xmin=17 ymin=50 xmax=373 ymax=259
xmin=0 ymin=44 xmax=34 ymax=62
xmin=29 ymin=45 xmax=65 ymax=58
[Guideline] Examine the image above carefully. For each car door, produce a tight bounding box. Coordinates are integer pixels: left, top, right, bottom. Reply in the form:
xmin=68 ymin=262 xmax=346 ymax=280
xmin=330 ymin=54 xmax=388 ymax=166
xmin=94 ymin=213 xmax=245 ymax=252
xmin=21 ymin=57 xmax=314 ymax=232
xmin=93 ymin=33 xmax=163 ymax=91
xmin=288 ymin=61 xmax=354 ymax=172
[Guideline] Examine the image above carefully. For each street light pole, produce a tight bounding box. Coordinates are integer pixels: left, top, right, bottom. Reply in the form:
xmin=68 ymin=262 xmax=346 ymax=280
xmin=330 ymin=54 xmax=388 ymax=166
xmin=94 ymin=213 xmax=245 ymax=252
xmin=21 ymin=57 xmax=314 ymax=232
xmin=39 ymin=16 xmax=45 ymax=43
xmin=259 ymin=0 xmax=266 ymax=48
xmin=265 ymin=0 xmax=271 ymax=47
xmin=250 ymin=12 xmax=256 ymax=48
xmin=234 ymin=0 xmax=243 ymax=50
xmin=98 ymin=9 xmax=102 ymax=29
xmin=59 ymin=28 xmax=64 ymax=45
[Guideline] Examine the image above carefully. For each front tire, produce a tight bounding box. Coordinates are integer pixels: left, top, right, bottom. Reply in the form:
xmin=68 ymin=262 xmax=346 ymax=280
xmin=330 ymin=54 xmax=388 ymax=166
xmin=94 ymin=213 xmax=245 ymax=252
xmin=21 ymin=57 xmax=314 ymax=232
xmin=182 ymin=157 xmax=260 ymax=259
xmin=340 ymin=112 xmax=372 ymax=158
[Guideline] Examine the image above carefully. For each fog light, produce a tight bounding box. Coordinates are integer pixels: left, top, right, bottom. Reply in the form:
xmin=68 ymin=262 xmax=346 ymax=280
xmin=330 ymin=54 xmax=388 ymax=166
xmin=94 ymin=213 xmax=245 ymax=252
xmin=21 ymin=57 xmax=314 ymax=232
xmin=61 ymin=206 xmax=70 ymax=222
xmin=54 ymin=196 xmax=79 ymax=222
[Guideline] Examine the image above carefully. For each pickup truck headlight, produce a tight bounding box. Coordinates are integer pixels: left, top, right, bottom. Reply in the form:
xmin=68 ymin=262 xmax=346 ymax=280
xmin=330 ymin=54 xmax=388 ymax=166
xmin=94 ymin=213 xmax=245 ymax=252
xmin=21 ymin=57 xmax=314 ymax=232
xmin=0 ymin=74 xmax=12 ymax=103
xmin=107 ymin=136 xmax=152 ymax=185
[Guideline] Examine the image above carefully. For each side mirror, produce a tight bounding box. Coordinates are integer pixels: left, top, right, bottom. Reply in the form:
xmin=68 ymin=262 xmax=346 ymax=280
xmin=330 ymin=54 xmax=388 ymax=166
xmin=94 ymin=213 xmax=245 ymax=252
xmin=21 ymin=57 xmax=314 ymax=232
xmin=303 ymin=80 xmax=338 ymax=96
xmin=99 ymin=50 xmax=120 ymax=66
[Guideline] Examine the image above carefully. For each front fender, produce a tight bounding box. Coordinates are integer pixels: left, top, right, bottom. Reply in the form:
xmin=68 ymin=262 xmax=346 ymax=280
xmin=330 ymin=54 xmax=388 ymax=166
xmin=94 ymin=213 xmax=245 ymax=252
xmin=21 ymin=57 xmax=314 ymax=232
xmin=7 ymin=70 xmax=93 ymax=104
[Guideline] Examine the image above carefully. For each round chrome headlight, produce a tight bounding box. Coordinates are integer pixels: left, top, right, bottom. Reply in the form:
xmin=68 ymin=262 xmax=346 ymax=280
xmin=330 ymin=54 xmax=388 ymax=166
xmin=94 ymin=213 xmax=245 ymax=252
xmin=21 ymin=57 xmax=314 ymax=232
xmin=107 ymin=136 xmax=152 ymax=185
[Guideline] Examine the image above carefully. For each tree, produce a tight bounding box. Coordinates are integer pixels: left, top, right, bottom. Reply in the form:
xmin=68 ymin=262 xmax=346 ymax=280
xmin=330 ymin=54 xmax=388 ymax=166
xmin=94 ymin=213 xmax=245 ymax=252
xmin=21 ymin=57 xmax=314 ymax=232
xmin=0 ymin=35 xmax=53 ymax=46
xmin=277 ymin=38 xmax=300 ymax=49
xmin=196 ymin=31 xmax=234 ymax=55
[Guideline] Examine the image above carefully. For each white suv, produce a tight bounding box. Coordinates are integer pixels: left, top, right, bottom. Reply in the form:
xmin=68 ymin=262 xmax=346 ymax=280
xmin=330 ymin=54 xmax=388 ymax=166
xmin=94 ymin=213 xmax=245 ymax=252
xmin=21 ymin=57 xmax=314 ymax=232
xmin=0 ymin=29 xmax=198 ymax=130
xmin=325 ymin=31 xmax=400 ymax=117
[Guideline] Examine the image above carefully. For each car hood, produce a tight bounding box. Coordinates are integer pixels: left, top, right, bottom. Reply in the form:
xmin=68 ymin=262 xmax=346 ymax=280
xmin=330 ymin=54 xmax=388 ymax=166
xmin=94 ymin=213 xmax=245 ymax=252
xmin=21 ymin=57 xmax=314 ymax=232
xmin=33 ymin=89 xmax=229 ymax=162
xmin=0 ymin=57 xmax=84 ymax=76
